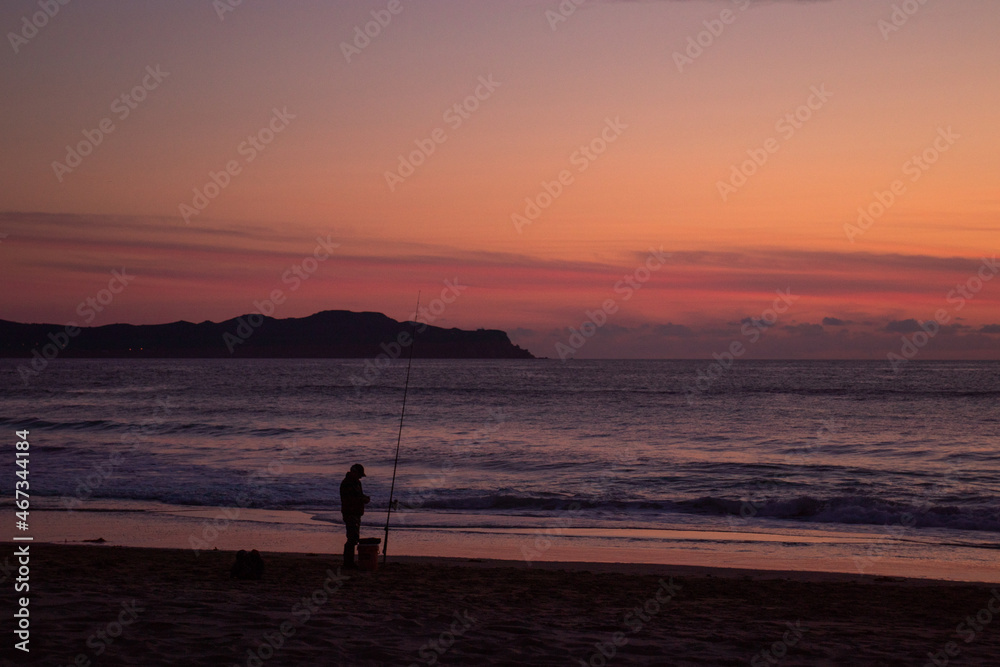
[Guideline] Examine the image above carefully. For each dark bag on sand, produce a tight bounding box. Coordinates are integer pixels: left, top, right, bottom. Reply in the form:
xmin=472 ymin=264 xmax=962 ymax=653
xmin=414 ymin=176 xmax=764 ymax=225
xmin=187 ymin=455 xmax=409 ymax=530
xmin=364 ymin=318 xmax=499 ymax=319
xmin=231 ymin=549 xmax=264 ymax=580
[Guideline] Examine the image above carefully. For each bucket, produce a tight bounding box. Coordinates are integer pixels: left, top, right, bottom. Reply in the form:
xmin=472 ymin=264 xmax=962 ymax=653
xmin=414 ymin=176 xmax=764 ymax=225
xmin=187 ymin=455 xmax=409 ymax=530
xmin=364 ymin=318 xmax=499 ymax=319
xmin=357 ymin=538 xmax=381 ymax=572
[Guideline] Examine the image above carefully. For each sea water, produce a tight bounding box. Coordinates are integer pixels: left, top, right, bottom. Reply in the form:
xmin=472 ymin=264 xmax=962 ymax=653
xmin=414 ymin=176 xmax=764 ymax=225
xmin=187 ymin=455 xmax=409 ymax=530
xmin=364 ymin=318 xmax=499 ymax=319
xmin=2 ymin=359 xmax=998 ymax=580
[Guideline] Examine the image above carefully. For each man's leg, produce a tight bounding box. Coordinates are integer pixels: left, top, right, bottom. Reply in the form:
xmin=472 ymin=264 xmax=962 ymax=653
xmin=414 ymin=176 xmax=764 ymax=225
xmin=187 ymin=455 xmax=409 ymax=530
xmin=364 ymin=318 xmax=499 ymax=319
xmin=344 ymin=515 xmax=360 ymax=568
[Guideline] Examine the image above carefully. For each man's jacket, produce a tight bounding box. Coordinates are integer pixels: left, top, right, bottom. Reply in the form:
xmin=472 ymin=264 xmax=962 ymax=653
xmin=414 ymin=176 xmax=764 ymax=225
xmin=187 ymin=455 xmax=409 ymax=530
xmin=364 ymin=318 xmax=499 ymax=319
xmin=340 ymin=476 xmax=366 ymax=516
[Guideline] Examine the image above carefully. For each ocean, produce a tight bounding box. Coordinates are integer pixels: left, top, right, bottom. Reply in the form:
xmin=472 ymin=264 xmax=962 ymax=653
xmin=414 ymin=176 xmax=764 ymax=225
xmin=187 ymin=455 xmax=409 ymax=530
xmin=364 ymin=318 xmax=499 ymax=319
xmin=3 ymin=358 xmax=999 ymax=580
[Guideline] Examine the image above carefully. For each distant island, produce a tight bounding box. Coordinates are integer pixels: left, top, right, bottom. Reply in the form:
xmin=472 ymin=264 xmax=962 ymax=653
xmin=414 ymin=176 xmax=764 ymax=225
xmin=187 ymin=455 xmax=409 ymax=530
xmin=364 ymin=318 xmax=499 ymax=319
xmin=0 ymin=310 xmax=535 ymax=359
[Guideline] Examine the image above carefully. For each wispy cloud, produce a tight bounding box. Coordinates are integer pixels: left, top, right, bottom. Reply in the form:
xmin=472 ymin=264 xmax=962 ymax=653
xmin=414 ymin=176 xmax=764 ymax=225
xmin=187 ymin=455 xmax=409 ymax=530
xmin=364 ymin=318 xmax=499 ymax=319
xmin=3 ymin=212 xmax=997 ymax=361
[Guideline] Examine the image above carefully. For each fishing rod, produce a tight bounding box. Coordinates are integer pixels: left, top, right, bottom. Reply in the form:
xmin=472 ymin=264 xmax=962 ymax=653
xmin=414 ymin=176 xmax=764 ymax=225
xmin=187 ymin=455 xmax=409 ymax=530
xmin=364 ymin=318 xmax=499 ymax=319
xmin=382 ymin=292 xmax=420 ymax=566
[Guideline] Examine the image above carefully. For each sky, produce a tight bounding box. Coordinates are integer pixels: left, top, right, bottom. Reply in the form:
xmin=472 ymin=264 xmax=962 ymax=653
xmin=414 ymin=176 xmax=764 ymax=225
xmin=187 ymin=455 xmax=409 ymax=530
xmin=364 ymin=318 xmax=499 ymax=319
xmin=1 ymin=0 xmax=998 ymax=359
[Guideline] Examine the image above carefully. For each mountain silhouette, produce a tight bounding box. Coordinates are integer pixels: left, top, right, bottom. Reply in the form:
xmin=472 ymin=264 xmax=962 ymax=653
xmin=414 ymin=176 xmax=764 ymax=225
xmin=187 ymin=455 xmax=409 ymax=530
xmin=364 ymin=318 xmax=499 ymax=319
xmin=0 ymin=310 xmax=534 ymax=359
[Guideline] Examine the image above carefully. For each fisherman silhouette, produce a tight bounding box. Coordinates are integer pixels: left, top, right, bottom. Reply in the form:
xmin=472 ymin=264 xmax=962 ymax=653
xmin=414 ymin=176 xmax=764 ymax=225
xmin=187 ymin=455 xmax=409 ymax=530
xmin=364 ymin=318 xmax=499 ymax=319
xmin=340 ymin=463 xmax=370 ymax=569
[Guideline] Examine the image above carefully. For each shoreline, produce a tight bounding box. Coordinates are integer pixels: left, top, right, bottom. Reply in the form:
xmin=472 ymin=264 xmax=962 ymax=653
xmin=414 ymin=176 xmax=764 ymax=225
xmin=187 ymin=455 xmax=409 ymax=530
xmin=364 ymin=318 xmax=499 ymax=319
xmin=8 ymin=543 xmax=1000 ymax=666
xmin=26 ymin=505 xmax=1000 ymax=585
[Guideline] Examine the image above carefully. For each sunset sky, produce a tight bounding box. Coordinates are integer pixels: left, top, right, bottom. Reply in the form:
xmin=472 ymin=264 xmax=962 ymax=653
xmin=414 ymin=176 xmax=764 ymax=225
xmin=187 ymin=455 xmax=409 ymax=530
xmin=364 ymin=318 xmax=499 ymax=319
xmin=2 ymin=0 xmax=998 ymax=358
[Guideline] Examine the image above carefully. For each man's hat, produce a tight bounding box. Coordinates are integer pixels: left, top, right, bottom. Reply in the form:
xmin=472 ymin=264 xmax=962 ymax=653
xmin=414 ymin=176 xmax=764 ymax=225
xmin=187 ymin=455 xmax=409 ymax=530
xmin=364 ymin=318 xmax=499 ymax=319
xmin=350 ymin=463 xmax=366 ymax=477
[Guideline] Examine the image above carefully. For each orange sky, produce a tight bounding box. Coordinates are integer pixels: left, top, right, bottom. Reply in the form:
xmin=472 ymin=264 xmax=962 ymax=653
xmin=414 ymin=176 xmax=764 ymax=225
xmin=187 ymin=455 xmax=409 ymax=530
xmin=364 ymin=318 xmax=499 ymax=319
xmin=1 ymin=0 xmax=998 ymax=358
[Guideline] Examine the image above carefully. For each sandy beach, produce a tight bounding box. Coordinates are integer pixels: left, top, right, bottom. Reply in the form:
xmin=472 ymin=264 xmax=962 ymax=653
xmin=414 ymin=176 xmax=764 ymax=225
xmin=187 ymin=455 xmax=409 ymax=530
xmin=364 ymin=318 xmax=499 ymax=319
xmin=5 ymin=0 xmax=1000 ymax=664
xmin=4 ymin=544 xmax=1000 ymax=666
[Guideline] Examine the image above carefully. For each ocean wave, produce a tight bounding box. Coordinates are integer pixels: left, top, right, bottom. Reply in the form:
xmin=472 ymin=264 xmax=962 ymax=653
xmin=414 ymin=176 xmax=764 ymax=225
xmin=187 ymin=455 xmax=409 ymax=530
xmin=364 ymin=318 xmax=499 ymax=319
xmin=411 ymin=493 xmax=1000 ymax=533
xmin=673 ymin=494 xmax=1000 ymax=533
xmin=25 ymin=476 xmax=1000 ymax=534
xmin=322 ymin=385 xmax=1000 ymax=399
xmin=0 ymin=417 xmax=121 ymax=431
xmin=0 ymin=416 xmax=300 ymax=438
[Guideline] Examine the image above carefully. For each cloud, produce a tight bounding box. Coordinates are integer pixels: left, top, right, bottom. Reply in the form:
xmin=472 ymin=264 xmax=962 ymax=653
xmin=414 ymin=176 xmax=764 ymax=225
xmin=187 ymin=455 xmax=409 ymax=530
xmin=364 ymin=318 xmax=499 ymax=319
xmin=886 ymin=320 xmax=971 ymax=335
xmin=938 ymin=324 xmax=967 ymax=335
xmin=4 ymin=212 xmax=989 ymax=300
xmin=3 ymin=212 xmax=997 ymax=363
xmin=740 ymin=316 xmax=776 ymax=329
xmin=667 ymin=248 xmax=989 ymax=276
xmin=523 ymin=317 xmax=1000 ymax=360
xmin=783 ymin=323 xmax=825 ymax=337
xmin=885 ymin=319 xmax=922 ymax=333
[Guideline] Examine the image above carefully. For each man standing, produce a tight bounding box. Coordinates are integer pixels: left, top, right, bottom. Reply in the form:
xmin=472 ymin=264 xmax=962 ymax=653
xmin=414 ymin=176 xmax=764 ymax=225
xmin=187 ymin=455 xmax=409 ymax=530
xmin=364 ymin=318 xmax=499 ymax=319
xmin=340 ymin=463 xmax=370 ymax=569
